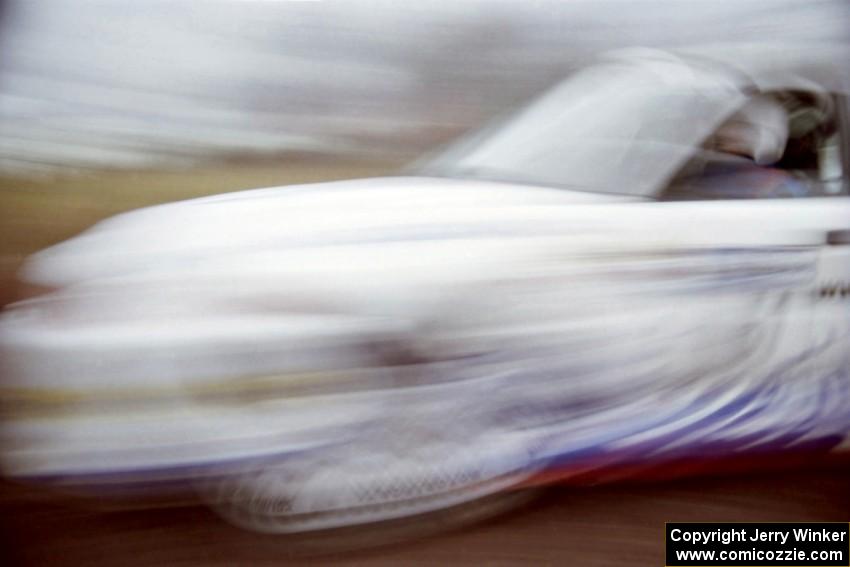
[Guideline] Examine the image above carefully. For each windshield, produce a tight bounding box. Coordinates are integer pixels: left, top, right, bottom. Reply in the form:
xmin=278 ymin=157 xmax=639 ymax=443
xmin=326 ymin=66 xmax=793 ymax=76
xmin=417 ymin=51 xmax=752 ymax=197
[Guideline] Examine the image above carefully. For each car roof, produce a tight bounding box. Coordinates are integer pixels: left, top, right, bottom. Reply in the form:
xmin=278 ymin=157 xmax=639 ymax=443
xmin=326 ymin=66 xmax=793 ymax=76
xmin=422 ymin=44 xmax=848 ymax=197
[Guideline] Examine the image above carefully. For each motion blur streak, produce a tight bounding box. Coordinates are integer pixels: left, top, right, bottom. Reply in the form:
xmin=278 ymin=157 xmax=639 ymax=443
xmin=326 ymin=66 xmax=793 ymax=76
xmin=0 ymin=0 xmax=849 ymax=557
xmin=1 ymin=0 xmax=848 ymax=175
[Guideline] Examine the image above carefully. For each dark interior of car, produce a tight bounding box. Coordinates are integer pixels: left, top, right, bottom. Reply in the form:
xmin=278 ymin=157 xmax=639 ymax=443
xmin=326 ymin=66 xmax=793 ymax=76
xmin=661 ymin=91 xmax=847 ymax=201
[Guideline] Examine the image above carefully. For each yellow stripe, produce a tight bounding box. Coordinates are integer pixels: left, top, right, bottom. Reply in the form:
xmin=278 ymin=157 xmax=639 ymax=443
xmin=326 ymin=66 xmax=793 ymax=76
xmin=0 ymin=368 xmax=378 ymax=418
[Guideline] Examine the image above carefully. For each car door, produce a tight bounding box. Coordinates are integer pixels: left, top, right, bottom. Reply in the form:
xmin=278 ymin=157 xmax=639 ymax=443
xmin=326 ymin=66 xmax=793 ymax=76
xmin=653 ymin=90 xmax=850 ymax=456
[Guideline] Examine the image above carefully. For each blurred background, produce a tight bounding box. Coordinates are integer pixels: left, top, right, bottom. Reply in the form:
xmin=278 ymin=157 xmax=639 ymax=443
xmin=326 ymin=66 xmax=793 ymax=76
xmin=1 ymin=1 xmax=849 ymax=564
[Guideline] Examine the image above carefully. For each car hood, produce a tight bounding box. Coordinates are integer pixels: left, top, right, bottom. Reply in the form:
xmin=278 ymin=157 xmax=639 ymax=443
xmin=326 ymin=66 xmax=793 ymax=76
xmin=20 ymin=176 xmax=635 ymax=290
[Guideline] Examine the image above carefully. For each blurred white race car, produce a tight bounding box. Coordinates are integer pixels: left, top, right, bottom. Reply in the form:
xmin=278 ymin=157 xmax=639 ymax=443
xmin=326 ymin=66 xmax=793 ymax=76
xmin=1 ymin=45 xmax=848 ymax=534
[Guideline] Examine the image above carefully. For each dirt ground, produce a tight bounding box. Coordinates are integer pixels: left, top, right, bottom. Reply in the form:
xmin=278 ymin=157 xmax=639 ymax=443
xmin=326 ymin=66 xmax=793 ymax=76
xmin=1 ymin=469 xmax=848 ymax=566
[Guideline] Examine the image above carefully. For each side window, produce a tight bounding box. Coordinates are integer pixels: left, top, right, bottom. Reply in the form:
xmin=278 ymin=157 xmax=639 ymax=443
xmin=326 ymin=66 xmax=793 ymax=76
xmin=660 ymin=91 xmax=848 ymax=201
